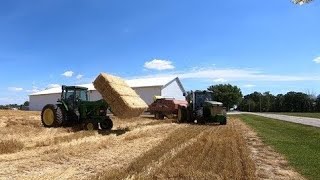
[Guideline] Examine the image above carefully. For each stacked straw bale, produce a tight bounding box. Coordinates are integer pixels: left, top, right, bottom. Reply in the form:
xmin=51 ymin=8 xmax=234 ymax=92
xmin=93 ymin=73 xmax=148 ymax=119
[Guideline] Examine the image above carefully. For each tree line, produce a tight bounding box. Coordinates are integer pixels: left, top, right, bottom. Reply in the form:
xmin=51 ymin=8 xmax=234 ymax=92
xmin=0 ymin=101 xmax=29 ymax=110
xmin=209 ymin=84 xmax=320 ymax=112
xmin=237 ymin=91 xmax=319 ymax=112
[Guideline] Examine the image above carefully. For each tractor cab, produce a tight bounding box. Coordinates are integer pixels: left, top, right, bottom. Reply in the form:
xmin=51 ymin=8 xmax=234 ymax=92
xmin=193 ymin=91 xmax=214 ymax=110
xmin=61 ymin=86 xmax=89 ymax=109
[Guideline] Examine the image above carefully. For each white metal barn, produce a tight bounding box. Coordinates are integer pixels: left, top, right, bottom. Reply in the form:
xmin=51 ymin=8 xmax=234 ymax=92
xmin=29 ymin=77 xmax=186 ymax=111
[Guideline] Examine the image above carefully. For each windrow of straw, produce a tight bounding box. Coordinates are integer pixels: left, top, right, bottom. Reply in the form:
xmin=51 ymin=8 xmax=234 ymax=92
xmin=93 ymin=73 xmax=148 ymax=119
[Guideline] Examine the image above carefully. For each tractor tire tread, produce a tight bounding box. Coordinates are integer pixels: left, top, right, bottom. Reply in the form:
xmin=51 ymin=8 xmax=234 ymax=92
xmin=55 ymin=106 xmax=65 ymax=126
xmin=100 ymin=118 xmax=113 ymax=130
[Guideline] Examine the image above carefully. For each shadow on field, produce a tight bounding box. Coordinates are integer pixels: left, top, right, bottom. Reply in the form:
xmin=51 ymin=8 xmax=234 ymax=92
xmin=67 ymin=125 xmax=130 ymax=136
xmin=172 ymin=121 xmax=223 ymax=126
xmin=68 ymin=125 xmax=85 ymax=132
xmin=98 ymin=127 xmax=130 ymax=136
xmin=194 ymin=123 xmax=222 ymax=127
xmin=144 ymin=116 xmax=157 ymax=120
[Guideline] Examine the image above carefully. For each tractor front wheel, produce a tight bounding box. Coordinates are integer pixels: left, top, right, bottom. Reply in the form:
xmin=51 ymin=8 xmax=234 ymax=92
xmin=220 ymin=117 xmax=227 ymax=125
xmin=100 ymin=118 xmax=113 ymax=131
xmin=84 ymin=122 xmax=98 ymax=131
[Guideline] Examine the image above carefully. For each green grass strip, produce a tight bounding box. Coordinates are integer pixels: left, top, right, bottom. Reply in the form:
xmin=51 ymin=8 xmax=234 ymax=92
xmin=236 ymin=114 xmax=320 ymax=180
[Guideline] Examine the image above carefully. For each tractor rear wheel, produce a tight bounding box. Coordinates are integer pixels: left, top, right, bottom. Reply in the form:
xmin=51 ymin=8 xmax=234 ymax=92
xmin=177 ymin=107 xmax=187 ymax=123
xmin=155 ymin=112 xmax=160 ymax=119
xmin=100 ymin=118 xmax=113 ymax=131
xmin=220 ymin=117 xmax=227 ymax=125
xmin=41 ymin=104 xmax=63 ymax=127
xmin=55 ymin=106 xmax=65 ymax=125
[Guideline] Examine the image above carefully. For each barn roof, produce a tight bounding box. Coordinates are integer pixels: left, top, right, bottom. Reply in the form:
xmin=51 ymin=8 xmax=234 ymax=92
xmin=30 ymin=76 xmax=183 ymax=96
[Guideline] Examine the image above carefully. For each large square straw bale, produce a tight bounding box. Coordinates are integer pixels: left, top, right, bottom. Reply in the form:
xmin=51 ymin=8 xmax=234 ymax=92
xmin=93 ymin=73 xmax=148 ymax=118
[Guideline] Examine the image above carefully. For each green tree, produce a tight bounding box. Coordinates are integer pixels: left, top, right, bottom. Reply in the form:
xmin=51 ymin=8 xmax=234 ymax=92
xmin=274 ymin=94 xmax=285 ymax=112
xmin=208 ymin=84 xmax=243 ymax=110
xmin=315 ymin=95 xmax=320 ymax=112
xmin=261 ymin=92 xmax=276 ymax=112
xmin=239 ymin=91 xmax=316 ymax=112
xmin=247 ymin=99 xmax=256 ymax=112
xmin=283 ymin=92 xmax=313 ymax=112
xmin=238 ymin=92 xmax=261 ymax=112
xmin=23 ymin=101 xmax=29 ymax=106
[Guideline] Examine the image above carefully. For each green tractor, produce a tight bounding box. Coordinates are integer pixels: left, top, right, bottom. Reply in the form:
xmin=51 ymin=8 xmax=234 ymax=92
xmin=41 ymin=85 xmax=113 ymax=130
xmin=177 ymin=90 xmax=227 ymax=125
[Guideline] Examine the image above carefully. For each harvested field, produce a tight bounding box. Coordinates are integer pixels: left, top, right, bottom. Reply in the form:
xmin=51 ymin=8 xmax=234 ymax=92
xmin=0 ymin=110 xmax=303 ymax=179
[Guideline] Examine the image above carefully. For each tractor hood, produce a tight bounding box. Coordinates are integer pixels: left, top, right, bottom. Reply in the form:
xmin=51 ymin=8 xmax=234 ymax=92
xmin=204 ymin=101 xmax=223 ymax=107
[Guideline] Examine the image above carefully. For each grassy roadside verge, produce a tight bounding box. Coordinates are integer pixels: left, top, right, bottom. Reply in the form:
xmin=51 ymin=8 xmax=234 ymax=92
xmin=275 ymin=112 xmax=320 ymax=119
xmin=235 ymin=114 xmax=320 ymax=180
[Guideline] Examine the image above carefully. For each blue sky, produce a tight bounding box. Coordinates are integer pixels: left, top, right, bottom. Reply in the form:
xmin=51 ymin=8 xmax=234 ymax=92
xmin=1 ymin=0 xmax=320 ymax=104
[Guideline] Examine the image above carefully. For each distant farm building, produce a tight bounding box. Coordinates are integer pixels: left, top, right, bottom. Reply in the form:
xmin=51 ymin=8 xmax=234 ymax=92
xmin=29 ymin=77 xmax=186 ymax=111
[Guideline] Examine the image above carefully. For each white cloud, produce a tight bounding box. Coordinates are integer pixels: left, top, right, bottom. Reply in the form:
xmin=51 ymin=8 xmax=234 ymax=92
xmin=8 ymin=87 xmax=23 ymax=92
xmin=144 ymin=59 xmax=175 ymax=70
xmin=292 ymin=0 xmax=313 ymax=5
xmin=26 ymin=84 xmax=60 ymax=94
xmin=61 ymin=71 xmax=74 ymax=77
xmin=76 ymin=74 xmax=83 ymax=79
xmin=177 ymin=68 xmax=320 ymax=82
xmin=47 ymin=84 xmax=60 ymax=89
xmin=26 ymin=86 xmax=41 ymax=93
xmin=213 ymin=78 xmax=227 ymax=83
xmin=131 ymin=67 xmax=320 ymax=82
xmin=313 ymin=56 xmax=320 ymax=64
xmin=243 ymin=84 xmax=256 ymax=88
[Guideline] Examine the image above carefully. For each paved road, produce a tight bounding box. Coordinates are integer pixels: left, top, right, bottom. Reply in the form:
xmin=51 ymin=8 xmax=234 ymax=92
xmin=232 ymin=112 xmax=320 ymax=128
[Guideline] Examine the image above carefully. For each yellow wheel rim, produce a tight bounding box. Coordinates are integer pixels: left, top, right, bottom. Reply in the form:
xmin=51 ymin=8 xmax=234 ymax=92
xmin=86 ymin=123 xmax=94 ymax=131
xmin=43 ymin=109 xmax=54 ymax=126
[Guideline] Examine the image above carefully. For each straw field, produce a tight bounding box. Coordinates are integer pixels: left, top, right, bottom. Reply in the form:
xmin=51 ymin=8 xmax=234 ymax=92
xmin=0 ymin=110 xmax=303 ymax=179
